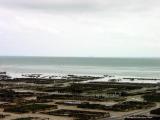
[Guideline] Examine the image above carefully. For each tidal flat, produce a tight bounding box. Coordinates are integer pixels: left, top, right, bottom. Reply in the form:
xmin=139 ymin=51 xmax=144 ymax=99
xmin=0 ymin=72 xmax=160 ymax=120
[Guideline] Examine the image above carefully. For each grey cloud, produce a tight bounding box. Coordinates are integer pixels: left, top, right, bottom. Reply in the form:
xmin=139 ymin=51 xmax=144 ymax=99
xmin=0 ymin=0 xmax=160 ymax=13
xmin=0 ymin=0 xmax=97 ymax=12
xmin=0 ymin=0 xmax=160 ymax=57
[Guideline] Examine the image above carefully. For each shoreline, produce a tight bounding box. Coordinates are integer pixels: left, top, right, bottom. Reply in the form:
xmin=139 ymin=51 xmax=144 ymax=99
xmin=1 ymin=72 xmax=160 ymax=84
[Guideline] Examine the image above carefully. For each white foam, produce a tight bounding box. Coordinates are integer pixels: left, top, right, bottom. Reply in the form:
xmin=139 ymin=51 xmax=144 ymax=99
xmin=82 ymin=76 xmax=160 ymax=84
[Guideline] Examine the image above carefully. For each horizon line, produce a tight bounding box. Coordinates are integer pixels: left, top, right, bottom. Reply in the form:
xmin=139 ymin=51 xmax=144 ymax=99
xmin=0 ymin=55 xmax=160 ymax=59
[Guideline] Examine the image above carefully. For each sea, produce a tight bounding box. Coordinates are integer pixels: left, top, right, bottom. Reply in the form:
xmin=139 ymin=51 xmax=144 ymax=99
xmin=0 ymin=56 xmax=160 ymax=78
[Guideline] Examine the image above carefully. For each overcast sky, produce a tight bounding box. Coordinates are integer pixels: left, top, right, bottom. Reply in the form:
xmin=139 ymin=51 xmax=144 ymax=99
xmin=0 ymin=0 xmax=160 ymax=57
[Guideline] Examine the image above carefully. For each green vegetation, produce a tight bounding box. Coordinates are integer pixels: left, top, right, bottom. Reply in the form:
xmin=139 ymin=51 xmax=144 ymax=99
xmin=77 ymin=101 xmax=155 ymax=112
xmin=143 ymin=93 xmax=160 ymax=102
xmin=107 ymin=101 xmax=155 ymax=112
xmin=38 ymin=94 xmax=126 ymax=102
xmin=34 ymin=82 xmax=144 ymax=94
xmin=77 ymin=103 xmax=110 ymax=110
xmin=12 ymin=117 xmax=48 ymax=120
xmin=13 ymin=117 xmax=33 ymax=120
xmin=150 ymin=108 xmax=160 ymax=115
xmin=42 ymin=109 xmax=110 ymax=120
xmin=4 ymin=103 xmax=57 ymax=113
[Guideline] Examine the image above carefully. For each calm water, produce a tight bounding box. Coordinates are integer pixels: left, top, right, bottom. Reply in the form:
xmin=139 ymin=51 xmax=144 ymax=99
xmin=0 ymin=56 xmax=160 ymax=77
